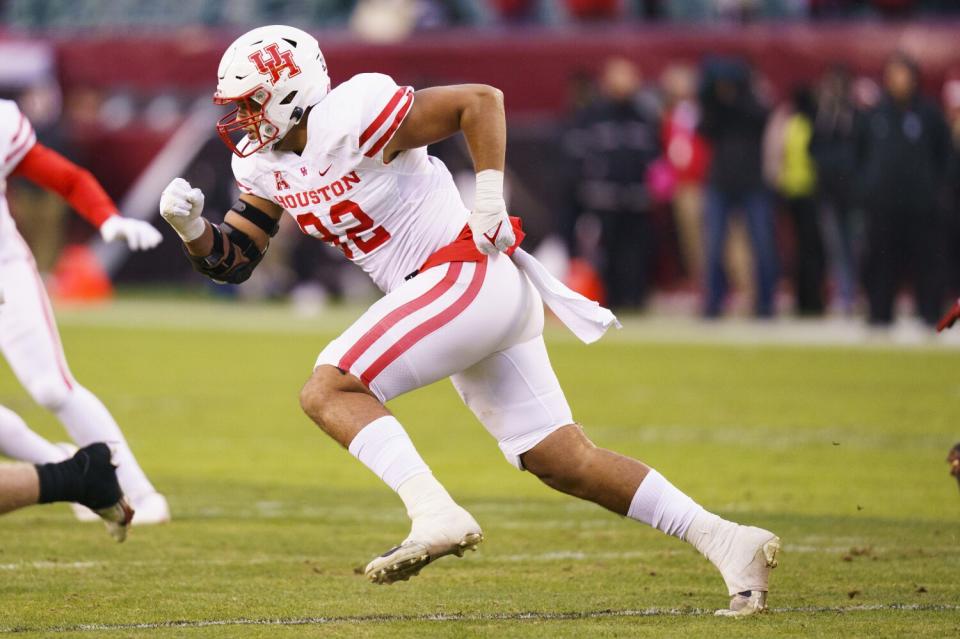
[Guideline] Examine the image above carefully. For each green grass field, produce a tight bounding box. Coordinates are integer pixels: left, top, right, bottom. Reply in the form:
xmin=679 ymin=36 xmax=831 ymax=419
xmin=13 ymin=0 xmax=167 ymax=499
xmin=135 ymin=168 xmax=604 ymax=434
xmin=1 ymin=300 xmax=958 ymax=638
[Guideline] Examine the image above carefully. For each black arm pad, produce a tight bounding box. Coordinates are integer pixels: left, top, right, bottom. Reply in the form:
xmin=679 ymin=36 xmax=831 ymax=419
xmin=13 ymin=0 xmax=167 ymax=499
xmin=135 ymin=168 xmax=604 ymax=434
xmin=185 ymin=222 xmax=267 ymax=284
xmin=230 ymin=199 xmax=280 ymax=237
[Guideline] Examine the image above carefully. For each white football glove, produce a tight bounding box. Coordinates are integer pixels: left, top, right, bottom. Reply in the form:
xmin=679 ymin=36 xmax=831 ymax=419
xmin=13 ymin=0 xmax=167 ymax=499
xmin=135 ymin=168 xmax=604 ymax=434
xmin=468 ymin=169 xmax=515 ymax=256
xmin=159 ymin=177 xmax=207 ymax=242
xmin=99 ymin=215 xmax=163 ymax=251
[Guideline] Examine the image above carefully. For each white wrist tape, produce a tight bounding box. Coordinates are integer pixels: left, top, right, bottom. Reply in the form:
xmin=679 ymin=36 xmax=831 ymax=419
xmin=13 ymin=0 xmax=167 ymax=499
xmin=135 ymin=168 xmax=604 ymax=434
xmin=178 ymin=217 xmax=207 ymax=243
xmin=474 ymin=169 xmax=505 ymax=215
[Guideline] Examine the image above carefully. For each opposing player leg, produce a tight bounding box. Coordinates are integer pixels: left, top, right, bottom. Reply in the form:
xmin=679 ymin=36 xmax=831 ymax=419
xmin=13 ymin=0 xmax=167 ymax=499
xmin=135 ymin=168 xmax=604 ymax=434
xmin=0 ymin=257 xmax=168 ymax=523
xmin=0 ymin=463 xmax=40 ymax=514
xmin=2 ymin=443 xmax=133 ymax=541
xmin=301 ymin=255 xmax=541 ymax=583
xmin=453 ymin=336 xmax=779 ymax=616
xmin=0 ymin=403 xmax=67 ymax=464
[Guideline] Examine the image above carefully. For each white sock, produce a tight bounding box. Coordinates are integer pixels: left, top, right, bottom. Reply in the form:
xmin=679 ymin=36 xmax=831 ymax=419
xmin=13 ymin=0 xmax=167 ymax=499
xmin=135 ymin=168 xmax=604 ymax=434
xmin=397 ymin=472 xmax=458 ymax=520
xmin=682 ymin=509 xmax=739 ymax=567
xmin=0 ymin=404 xmax=67 ymax=464
xmin=54 ymin=385 xmax=156 ymax=501
xmin=348 ymin=416 xmax=456 ymax=518
xmin=626 ymin=469 xmax=703 ymax=538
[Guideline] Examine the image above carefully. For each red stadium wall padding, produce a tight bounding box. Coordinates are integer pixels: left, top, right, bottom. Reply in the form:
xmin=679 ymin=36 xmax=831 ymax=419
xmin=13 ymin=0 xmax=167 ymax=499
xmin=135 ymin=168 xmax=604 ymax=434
xmin=46 ymin=22 xmax=960 ymax=114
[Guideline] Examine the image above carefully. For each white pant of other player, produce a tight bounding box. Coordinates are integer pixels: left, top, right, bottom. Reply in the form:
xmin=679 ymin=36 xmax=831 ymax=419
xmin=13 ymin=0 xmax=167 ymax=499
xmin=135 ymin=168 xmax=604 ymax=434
xmin=0 ymin=253 xmax=169 ymax=523
xmin=309 ymin=252 xmax=780 ymax=615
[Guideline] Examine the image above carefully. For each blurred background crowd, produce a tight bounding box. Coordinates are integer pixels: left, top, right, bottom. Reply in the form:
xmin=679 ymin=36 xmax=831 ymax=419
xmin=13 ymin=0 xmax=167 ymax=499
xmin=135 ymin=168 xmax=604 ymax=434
xmin=3 ymin=0 xmax=960 ymax=330
xmin=4 ymin=0 xmax=960 ymax=29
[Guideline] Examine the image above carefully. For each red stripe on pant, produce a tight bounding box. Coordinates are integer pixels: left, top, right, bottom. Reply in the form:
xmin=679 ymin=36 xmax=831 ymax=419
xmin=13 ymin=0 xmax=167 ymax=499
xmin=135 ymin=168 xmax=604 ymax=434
xmin=338 ymin=262 xmax=464 ymax=372
xmin=24 ymin=252 xmax=74 ymax=392
xmin=360 ymin=259 xmax=487 ymax=387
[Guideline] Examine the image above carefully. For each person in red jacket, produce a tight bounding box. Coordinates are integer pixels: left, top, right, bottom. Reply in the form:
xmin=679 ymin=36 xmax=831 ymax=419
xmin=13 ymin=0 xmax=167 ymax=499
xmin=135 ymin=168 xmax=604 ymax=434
xmin=0 ymin=98 xmax=169 ymax=524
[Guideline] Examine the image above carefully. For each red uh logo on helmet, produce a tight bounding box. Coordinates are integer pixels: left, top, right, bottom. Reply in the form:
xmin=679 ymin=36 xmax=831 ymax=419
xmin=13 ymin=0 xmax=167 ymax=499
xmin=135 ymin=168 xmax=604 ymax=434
xmin=248 ymin=43 xmax=301 ymax=84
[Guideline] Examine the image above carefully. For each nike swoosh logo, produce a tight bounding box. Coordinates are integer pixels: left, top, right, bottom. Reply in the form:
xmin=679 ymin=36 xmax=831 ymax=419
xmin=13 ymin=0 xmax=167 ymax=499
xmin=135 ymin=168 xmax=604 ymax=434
xmin=482 ymin=220 xmax=503 ymax=245
xmin=318 ymin=164 xmax=333 ymax=176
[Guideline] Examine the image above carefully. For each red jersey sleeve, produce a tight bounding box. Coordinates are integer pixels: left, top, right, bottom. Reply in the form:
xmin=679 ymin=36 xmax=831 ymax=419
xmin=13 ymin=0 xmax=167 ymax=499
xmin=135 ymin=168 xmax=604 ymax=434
xmin=10 ymin=143 xmax=117 ymax=228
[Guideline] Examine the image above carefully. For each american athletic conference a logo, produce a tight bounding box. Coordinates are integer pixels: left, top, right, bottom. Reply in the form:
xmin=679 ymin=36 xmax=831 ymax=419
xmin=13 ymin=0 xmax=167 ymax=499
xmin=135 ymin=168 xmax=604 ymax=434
xmin=248 ymin=43 xmax=301 ymax=84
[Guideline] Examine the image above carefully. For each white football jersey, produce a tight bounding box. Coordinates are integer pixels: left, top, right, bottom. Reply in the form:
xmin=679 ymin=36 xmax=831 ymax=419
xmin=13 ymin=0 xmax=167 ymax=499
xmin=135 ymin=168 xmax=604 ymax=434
xmin=231 ymin=73 xmax=469 ymax=293
xmin=0 ymin=99 xmax=37 ymax=262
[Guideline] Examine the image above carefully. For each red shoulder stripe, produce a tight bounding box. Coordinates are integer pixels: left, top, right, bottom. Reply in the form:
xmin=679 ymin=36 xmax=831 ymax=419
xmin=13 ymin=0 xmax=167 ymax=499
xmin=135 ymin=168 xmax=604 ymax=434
xmin=8 ymin=113 xmax=25 ymax=146
xmin=364 ymin=90 xmax=414 ymax=159
xmin=4 ymin=123 xmax=35 ymax=165
xmin=358 ymin=87 xmax=405 ymax=148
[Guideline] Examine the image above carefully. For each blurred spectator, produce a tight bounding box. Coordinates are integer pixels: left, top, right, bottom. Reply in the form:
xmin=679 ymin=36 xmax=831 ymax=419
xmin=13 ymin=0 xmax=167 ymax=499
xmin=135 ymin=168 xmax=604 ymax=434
xmin=869 ymin=0 xmax=917 ymax=16
xmin=774 ymin=86 xmax=824 ymax=315
xmin=857 ymin=52 xmax=950 ymax=327
xmin=491 ymin=0 xmax=539 ymax=21
xmin=941 ymin=71 xmax=960 ymax=297
xmin=660 ymin=63 xmax=755 ymax=298
xmin=563 ymin=57 xmax=660 ymax=308
xmin=661 ymin=64 xmax=709 ymax=287
xmin=558 ymin=71 xmax=598 ymax=258
xmin=565 ymin=0 xmax=620 ymax=20
xmin=698 ymin=57 xmax=777 ymax=318
xmin=811 ymin=65 xmax=859 ymax=313
xmin=350 ymin=0 xmax=419 ymax=42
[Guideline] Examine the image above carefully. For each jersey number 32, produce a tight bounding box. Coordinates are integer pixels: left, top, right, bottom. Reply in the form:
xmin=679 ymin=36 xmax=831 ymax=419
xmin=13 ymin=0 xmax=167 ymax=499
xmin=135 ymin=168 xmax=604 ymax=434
xmin=295 ymin=200 xmax=391 ymax=259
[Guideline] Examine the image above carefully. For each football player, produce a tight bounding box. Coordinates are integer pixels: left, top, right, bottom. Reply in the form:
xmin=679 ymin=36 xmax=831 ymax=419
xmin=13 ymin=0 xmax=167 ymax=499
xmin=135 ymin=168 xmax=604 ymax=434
xmin=160 ymin=25 xmax=780 ymax=616
xmin=0 ymin=98 xmax=170 ymax=524
xmin=0 ymin=441 xmax=133 ymax=541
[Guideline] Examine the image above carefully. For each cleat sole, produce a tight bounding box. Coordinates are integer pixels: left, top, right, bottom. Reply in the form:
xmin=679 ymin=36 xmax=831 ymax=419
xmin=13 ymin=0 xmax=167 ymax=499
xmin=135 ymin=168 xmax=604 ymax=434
xmin=96 ymin=497 xmax=135 ymax=543
xmin=366 ymin=532 xmax=483 ymax=585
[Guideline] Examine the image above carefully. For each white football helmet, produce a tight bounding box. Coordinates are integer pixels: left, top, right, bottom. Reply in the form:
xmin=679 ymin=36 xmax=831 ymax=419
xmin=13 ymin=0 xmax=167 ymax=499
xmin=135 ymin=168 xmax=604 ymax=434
xmin=214 ymin=25 xmax=330 ymax=157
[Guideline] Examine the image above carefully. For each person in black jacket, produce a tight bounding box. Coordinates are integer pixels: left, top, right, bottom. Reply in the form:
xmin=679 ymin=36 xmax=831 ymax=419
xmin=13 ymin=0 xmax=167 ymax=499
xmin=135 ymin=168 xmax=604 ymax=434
xmin=942 ymin=72 xmax=960 ymax=301
xmin=857 ymin=52 xmax=950 ymax=327
xmin=811 ymin=66 xmax=859 ymax=314
xmin=564 ymin=57 xmax=660 ymax=308
xmin=698 ymin=57 xmax=778 ymax=318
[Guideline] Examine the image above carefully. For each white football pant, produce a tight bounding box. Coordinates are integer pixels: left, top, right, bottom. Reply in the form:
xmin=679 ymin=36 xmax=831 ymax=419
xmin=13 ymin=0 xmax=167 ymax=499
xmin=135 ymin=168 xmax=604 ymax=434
xmin=0 ymin=254 xmax=156 ymax=500
xmin=317 ymin=253 xmax=573 ymax=468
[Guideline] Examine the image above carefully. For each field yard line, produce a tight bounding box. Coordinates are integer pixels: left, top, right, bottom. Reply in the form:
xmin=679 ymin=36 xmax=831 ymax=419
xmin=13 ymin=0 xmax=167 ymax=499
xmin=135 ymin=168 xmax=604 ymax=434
xmin=4 ymin=604 xmax=958 ymax=634
xmin=0 ymin=542 xmax=906 ymax=573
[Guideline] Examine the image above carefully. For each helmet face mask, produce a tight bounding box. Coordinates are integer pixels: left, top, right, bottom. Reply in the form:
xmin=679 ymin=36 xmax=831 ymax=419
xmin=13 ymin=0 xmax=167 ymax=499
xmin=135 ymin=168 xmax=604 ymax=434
xmin=215 ymin=86 xmax=279 ymax=158
xmin=214 ymin=25 xmax=330 ymax=158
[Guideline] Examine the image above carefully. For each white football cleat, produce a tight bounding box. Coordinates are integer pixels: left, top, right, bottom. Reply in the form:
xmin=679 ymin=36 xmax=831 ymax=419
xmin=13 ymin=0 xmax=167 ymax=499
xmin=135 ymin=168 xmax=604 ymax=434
xmin=58 ymin=443 xmax=170 ymax=527
xmin=94 ymin=497 xmax=135 ymax=543
xmin=58 ymin=442 xmax=135 ymax=541
xmin=712 ymin=527 xmax=780 ymax=617
xmin=72 ymin=491 xmax=169 ymax=526
xmin=129 ymin=492 xmax=171 ymax=525
xmin=364 ymin=506 xmax=483 ymax=585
